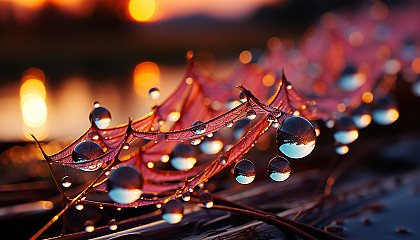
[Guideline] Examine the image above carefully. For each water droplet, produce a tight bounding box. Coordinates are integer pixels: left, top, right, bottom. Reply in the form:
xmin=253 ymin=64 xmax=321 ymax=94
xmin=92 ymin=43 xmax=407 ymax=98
xmin=191 ymin=121 xmax=206 ymax=134
xmin=337 ymin=66 xmax=366 ymax=91
xmin=61 ymin=176 xmax=72 ymax=188
xmin=333 ymin=116 xmax=359 ymax=144
xmin=411 ymin=79 xmax=420 ymax=97
xmin=268 ymin=156 xmax=291 ymax=182
xmin=266 ymin=113 xmax=276 ymax=122
xmin=167 ymin=112 xmax=181 ymax=122
xmin=246 ymin=110 xmax=257 ymax=120
xmin=219 ymin=155 xmax=228 ymax=165
xmin=99 ymin=205 xmax=104 ymax=209
xmin=89 ymin=106 xmax=111 ymax=129
xmin=190 ymin=138 xmax=201 ymax=145
xmin=199 ymin=140 xmax=223 ymax=155
xmin=234 ymin=159 xmax=256 ymax=184
xmin=93 ymin=101 xmax=100 ymax=108
xmin=72 ymin=141 xmax=104 ymax=171
xmin=148 ymin=87 xmax=160 ymax=100
xmin=351 ymin=105 xmax=372 ymax=129
xmin=372 ymin=95 xmax=399 ymax=125
xmin=335 ymin=144 xmax=349 ymax=155
xmin=122 ymin=143 xmax=130 ymax=150
xmin=271 ymin=121 xmax=279 ymax=128
xmin=109 ymin=220 xmax=118 ymax=231
xmin=160 ymin=154 xmax=170 ymax=163
xmin=171 ymin=157 xmax=196 ymax=170
xmin=75 ymin=204 xmax=84 ymax=210
xmin=88 ymin=131 xmax=99 ymax=141
xmin=199 ymin=191 xmax=213 ymax=208
xmin=84 ymin=220 xmax=95 ymax=232
xmin=276 ymin=116 xmax=316 ymax=159
xmin=239 ymin=92 xmax=247 ymax=103
xmin=162 ymin=199 xmax=184 ymax=224
xmin=107 ymin=166 xmax=143 ymax=205
xmin=226 ymin=121 xmax=234 ymax=128
xmin=182 ymin=191 xmax=191 ymax=201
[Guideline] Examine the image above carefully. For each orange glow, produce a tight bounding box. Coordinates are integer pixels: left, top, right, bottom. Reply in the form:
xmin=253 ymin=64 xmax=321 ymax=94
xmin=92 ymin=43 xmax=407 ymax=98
xmin=362 ymin=91 xmax=374 ymax=104
xmin=349 ymin=32 xmax=364 ymax=47
xmin=376 ymin=45 xmax=391 ymax=61
xmin=371 ymin=2 xmax=388 ymax=20
xmin=128 ymin=0 xmax=157 ymax=22
xmin=313 ymin=81 xmax=327 ymax=95
xmin=14 ymin=0 xmax=45 ymax=8
xmin=337 ymin=103 xmax=346 ymax=112
xmin=262 ymin=73 xmax=275 ymax=87
xmin=412 ymin=58 xmax=420 ymax=74
xmin=239 ymin=51 xmax=252 ymax=64
xmin=267 ymin=37 xmax=281 ymax=51
xmin=186 ymin=50 xmax=194 ymax=60
xmin=133 ymin=62 xmax=160 ymax=97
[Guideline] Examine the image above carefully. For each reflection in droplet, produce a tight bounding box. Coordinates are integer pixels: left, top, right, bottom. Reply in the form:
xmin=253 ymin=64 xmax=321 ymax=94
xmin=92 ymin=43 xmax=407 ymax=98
xmin=72 ymin=141 xmax=104 ymax=171
xmin=107 ymin=166 xmax=143 ymax=205
xmin=239 ymin=92 xmax=247 ymax=103
xmin=182 ymin=191 xmax=191 ymax=202
xmin=162 ymin=199 xmax=184 ymax=224
xmin=226 ymin=121 xmax=234 ymax=128
xmin=89 ymin=106 xmax=111 ymax=129
xmin=271 ymin=121 xmax=279 ymax=128
xmin=333 ymin=116 xmax=359 ymax=144
xmin=219 ymin=155 xmax=228 ymax=165
xmin=372 ymin=95 xmax=399 ymax=125
xmin=268 ymin=156 xmax=291 ymax=182
xmin=85 ymin=220 xmax=95 ymax=232
xmin=61 ymin=176 xmax=72 ymax=188
xmin=108 ymin=220 xmax=118 ymax=231
xmin=246 ymin=110 xmax=257 ymax=120
xmin=148 ymin=87 xmax=160 ymax=100
xmin=93 ymin=101 xmax=100 ymax=108
xmin=190 ymin=138 xmax=201 ymax=146
xmin=199 ymin=191 xmax=213 ymax=208
xmin=266 ymin=113 xmax=276 ymax=123
xmin=351 ymin=105 xmax=372 ymax=129
xmin=234 ymin=159 xmax=256 ymax=184
xmin=276 ymin=116 xmax=316 ymax=159
xmin=191 ymin=121 xmax=206 ymax=134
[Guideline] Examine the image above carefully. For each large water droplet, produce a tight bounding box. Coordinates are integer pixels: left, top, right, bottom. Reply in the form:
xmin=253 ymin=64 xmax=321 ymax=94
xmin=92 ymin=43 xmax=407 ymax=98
xmin=162 ymin=199 xmax=184 ymax=224
xmin=171 ymin=157 xmax=196 ymax=170
xmin=268 ymin=156 xmax=291 ymax=182
xmin=108 ymin=220 xmax=118 ymax=231
xmin=338 ymin=65 xmax=366 ymax=91
xmin=107 ymin=166 xmax=143 ymax=205
xmin=61 ymin=176 xmax=72 ymax=188
xmin=372 ymin=95 xmax=399 ymax=125
xmin=199 ymin=140 xmax=223 ymax=155
xmin=234 ymin=159 xmax=256 ymax=184
xmin=148 ymin=87 xmax=160 ymax=100
xmin=246 ymin=110 xmax=257 ymax=120
xmin=239 ymin=92 xmax=247 ymax=103
xmin=84 ymin=220 xmax=95 ymax=232
xmin=333 ymin=116 xmax=359 ymax=144
xmin=276 ymin=116 xmax=316 ymax=159
xmin=351 ymin=105 xmax=372 ymax=129
xmin=199 ymin=191 xmax=213 ymax=208
xmin=72 ymin=141 xmax=104 ymax=171
xmin=89 ymin=106 xmax=111 ymax=129
xmin=191 ymin=121 xmax=206 ymax=134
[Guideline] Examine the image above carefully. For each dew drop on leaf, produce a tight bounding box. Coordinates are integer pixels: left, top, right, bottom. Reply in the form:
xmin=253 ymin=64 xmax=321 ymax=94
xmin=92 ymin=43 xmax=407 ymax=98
xmin=72 ymin=141 xmax=104 ymax=171
xmin=107 ymin=166 xmax=143 ymax=205
xmin=182 ymin=191 xmax=191 ymax=202
xmin=218 ymin=155 xmax=228 ymax=165
xmin=276 ymin=116 xmax=316 ymax=159
xmin=162 ymin=199 xmax=184 ymax=224
xmin=239 ymin=91 xmax=247 ymax=103
xmin=246 ymin=110 xmax=257 ymax=120
xmin=61 ymin=175 xmax=72 ymax=188
xmin=191 ymin=120 xmax=206 ymax=134
xmin=89 ymin=106 xmax=111 ymax=129
xmin=268 ymin=156 xmax=291 ymax=182
xmin=234 ymin=159 xmax=256 ymax=185
xmin=333 ymin=116 xmax=359 ymax=144
xmin=199 ymin=191 xmax=213 ymax=208
xmin=148 ymin=87 xmax=160 ymax=100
